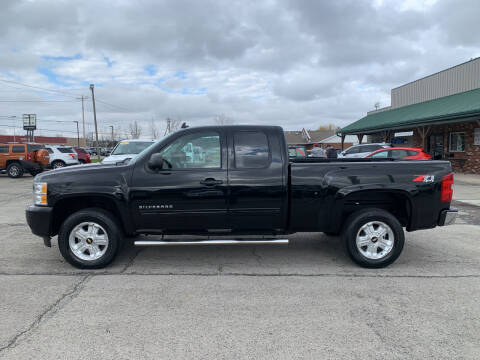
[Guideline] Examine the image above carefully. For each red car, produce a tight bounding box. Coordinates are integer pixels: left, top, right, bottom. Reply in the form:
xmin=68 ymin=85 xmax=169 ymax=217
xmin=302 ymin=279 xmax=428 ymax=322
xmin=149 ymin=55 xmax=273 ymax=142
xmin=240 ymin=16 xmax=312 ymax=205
xmin=365 ymin=147 xmax=432 ymax=160
xmin=73 ymin=147 xmax=91 ymax=164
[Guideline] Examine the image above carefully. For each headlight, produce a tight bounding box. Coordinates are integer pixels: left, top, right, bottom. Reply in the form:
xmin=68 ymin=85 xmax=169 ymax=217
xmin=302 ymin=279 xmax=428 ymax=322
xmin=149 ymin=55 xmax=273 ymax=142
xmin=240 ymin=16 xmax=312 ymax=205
xmin=33 ymin=182 xmax=48 ymax=206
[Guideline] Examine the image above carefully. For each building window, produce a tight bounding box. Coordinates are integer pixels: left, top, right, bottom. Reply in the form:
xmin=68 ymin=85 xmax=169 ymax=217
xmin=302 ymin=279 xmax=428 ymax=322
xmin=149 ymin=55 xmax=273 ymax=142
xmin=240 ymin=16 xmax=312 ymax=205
xmin=449 ymin=132 xmax=465 ymax=152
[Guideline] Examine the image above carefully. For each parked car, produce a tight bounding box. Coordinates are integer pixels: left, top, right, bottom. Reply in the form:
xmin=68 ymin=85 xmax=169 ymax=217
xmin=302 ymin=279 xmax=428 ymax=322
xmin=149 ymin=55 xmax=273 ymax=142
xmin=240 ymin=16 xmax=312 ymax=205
xmin=288 ymin=146 xmax=307 ymax=159
xmin=338 ymin=143 xmax=392 ymax=158
xmin=26 ymin=125 xmax=457 ymax=270
xmin=366 ymin=147 xmax=432 ymax=160
xmin=44 ymin=145 xmax=79 ymax=169
xmin=102 ymin=139 xmax=155 ymax=164
xmin=0 ymin=143 xmax=50 ymax=178
xmin=73 ymin=147 xmax=91 ymax=164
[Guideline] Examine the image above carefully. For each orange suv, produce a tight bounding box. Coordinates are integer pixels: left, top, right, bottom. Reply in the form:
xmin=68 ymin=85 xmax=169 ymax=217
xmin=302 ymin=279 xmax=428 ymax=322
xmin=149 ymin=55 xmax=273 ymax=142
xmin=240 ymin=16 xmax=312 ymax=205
xmin=0 ymin=143 xmax=50 ymax=178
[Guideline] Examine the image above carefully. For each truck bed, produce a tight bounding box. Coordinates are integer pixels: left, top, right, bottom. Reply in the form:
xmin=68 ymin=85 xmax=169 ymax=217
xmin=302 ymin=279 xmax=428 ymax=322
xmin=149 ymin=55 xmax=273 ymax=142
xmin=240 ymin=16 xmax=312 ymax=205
xmin=289 ymin=159 xmax=453 ymax=233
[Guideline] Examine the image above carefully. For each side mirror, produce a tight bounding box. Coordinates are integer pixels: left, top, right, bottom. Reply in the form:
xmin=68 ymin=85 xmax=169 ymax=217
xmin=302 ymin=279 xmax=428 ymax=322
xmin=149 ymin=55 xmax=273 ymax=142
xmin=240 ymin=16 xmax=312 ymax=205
xmin=147 ymin=153 xmax=164 ymax=170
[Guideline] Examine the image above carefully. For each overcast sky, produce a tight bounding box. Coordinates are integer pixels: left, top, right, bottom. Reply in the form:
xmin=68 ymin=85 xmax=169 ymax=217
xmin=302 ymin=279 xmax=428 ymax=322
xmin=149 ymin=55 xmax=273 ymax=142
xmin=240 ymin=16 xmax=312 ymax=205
xmin=1 ymin=0 xmax=480 ymax=139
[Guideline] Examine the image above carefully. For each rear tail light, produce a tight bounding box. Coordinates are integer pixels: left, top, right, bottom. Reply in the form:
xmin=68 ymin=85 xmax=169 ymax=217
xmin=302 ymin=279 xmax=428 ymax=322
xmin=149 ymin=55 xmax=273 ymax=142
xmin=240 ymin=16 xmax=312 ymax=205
xmin=26 ymin=152 xmax=31 ymax=160
xmin=69 ymin=153 xmax=76 ymax=159
xmin=441 ymin=173 xmax=454 ymax=202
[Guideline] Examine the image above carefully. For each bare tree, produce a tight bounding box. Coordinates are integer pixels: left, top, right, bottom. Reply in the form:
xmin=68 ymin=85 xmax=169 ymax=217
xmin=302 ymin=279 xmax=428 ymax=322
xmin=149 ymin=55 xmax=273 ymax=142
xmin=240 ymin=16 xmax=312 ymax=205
xmin=164 ymin=117 xmax=182 ymax=135
xmin=149 ymin=117 xmax=160 ymax=139
xmin=129 ymin=120 xmax=142 ymax=139
xmin=214 ymin=114 xmax=234 ymax=125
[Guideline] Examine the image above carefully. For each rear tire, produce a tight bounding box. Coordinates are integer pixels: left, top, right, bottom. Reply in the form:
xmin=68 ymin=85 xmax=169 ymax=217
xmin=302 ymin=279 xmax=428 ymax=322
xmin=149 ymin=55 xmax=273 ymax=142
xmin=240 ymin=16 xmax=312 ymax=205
xmin=7 ymin=163 xmax=24 ymax=178
xmin=58 ymin=208 xmax=122 ymax=269
xmin=342 ymin=208 xmax=404 ymax=268
xmin=52 ymin=160 xmax=66 ymax=169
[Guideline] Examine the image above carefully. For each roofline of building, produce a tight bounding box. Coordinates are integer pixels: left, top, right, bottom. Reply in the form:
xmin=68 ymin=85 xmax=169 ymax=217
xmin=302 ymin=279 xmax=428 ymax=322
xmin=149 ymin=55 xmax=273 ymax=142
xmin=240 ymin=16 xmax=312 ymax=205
xmin=391 ymin=57 xmax=480 ymax=91
xmin=337 ymin=114 xmax=480 ymax=136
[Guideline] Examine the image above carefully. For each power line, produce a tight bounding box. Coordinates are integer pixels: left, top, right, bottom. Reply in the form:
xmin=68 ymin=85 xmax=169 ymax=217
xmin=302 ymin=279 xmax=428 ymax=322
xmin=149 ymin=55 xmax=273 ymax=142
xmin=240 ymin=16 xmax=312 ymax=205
xmin=0 ymin=100 xmax=79 ymax=102
xmin=0 ymin=78 xmax=84 ymax=99
xmin=0 ymin=124 xmax=113 ymax=137
xmin=94 ymin=98 xmax=131 ymax=112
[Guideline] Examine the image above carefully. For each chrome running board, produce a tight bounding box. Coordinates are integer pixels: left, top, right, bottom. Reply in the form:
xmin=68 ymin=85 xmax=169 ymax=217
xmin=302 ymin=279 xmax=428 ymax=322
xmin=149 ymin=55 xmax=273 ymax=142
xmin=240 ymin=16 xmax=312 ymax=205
xmin=134 ymin=239 xmax=289 ymax=246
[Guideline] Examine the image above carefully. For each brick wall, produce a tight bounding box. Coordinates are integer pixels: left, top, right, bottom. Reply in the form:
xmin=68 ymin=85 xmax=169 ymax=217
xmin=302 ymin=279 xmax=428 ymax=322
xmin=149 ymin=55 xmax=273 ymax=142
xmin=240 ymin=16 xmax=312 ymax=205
xmin=412 ymin=120 xmax=480 ymax=174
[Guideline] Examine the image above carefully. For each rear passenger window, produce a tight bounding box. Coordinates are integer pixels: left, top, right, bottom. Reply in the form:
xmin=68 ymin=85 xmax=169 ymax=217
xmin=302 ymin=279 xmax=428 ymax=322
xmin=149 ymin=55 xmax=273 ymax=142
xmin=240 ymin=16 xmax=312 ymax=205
xmin=58 ymin=147 xmax=74 ymax=153
xmin=0 ymin=146 xmax=9 ymax=153
xmin=234 ymin=131 xmax=270 ymax=168
xmin=12 ymin=145 xmax=24 ymax=153
xmin=391 ymin=150 xmax=409 ymax=158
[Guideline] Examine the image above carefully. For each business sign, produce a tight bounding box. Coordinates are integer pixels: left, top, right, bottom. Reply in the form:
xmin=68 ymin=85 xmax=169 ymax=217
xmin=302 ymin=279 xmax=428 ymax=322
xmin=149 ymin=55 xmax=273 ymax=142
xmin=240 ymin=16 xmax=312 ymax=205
xmin=394 ymin=131 xmax=413 ymax=137
xmin=23 ymin=114 xmax=36 ymax=130
xmin=475 ymin=128 xmax=480 ymax=145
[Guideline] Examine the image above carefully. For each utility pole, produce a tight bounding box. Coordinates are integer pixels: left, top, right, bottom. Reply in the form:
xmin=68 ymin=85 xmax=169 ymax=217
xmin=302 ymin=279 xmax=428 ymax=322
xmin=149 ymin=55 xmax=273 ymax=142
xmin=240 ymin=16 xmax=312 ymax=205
xmin=73 ymin=121 xmax=80 ymax=147
xmin=164 ymin=117 xmax=171 ymax=136
xmin=89 ymin=84 xmax=100 ymax=160
xmin=81 ymin=95 xmax=86 ymax=140
xmin=109 ymin=125 xmax=114 ymax=145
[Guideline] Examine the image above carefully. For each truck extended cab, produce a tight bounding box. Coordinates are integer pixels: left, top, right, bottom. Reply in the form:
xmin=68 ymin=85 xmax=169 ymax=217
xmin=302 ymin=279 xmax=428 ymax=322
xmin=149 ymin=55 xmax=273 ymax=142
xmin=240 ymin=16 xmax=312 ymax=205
xmin=26 ymin=125 xmax=457 ymax=269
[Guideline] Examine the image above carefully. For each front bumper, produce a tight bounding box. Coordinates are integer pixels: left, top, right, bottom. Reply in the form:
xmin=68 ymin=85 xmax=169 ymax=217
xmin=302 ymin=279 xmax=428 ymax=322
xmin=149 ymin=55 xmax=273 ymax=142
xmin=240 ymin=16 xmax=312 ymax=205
xmin=26 ymin=205 xmax=53 ymax=237
xmin=438 ymin=208 xmax=458 ymax=226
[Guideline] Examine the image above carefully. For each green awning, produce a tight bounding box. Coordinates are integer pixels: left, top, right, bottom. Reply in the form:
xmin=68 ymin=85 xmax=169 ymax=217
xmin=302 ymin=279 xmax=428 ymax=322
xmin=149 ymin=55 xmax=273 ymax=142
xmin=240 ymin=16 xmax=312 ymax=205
xmin=339 ymin=88 xmax=480 ymax=135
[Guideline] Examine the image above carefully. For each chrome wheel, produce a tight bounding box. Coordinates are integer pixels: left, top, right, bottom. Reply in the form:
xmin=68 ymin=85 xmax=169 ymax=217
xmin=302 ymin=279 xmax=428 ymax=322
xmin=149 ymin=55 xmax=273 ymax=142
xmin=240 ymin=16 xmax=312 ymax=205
xmin=9 ymin=165 xmax=20 ymax=177
xmin=68 ymin=222 xmax=109 ymax=261
xmin=356 ymin=221 xmax=394 ymax=260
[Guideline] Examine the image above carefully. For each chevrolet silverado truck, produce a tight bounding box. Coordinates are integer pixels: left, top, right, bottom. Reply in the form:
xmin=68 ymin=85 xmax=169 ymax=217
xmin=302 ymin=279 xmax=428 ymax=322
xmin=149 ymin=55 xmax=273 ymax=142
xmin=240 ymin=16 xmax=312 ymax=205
xmin=26 ymin=125 xmax=457 ymax=269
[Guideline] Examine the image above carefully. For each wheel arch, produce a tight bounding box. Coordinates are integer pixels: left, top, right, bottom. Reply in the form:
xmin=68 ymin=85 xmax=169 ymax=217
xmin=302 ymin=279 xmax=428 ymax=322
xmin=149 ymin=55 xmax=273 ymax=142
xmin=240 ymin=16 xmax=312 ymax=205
xmin=51 ymin=194 xmax=133 ymax=236
xmin=330 ymin=188 xmax=414 ymax=234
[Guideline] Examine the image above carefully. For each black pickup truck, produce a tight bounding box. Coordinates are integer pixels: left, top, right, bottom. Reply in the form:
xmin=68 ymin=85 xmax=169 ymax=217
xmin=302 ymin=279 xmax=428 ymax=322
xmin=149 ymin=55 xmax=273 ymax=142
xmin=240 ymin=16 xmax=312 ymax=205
xmin=26 ymin=125 xmax=457 ymax=269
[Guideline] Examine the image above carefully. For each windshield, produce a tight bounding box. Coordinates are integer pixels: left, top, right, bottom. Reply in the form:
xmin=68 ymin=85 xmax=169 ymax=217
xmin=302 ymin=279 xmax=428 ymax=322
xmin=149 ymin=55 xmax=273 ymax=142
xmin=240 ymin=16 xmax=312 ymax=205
xmin=111 ymin=141 xmax=154 ymax=155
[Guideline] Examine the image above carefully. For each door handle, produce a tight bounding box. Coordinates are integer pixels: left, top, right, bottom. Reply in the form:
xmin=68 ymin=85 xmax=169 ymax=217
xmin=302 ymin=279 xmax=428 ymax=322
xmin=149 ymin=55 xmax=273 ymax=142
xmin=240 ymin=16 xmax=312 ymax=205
xmin=200 ymin=178 xmax=223 ymax=186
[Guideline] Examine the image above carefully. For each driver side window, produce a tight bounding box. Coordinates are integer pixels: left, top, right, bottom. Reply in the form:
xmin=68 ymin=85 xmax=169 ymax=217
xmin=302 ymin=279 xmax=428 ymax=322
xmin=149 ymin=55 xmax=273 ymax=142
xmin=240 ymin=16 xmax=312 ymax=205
xmin=160 ymin=132 xmax=221 ymax=169
xmin=345 ymin=146 xmax=359 ymax=155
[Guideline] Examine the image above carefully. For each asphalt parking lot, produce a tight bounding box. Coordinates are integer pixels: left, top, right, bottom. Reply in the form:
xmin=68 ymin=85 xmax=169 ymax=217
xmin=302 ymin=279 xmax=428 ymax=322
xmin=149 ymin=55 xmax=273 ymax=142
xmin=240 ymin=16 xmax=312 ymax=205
xmin=0 ymin=174 xmax=479 ymax=359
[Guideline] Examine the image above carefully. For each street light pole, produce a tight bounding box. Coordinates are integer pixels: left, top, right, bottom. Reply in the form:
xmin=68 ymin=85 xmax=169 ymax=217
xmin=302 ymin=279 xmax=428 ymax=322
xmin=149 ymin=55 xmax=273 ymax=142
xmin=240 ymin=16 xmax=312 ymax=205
xmin=89 ymin=84 xmax=100 ymax=161
xmin=109 ymin=125 xmax=114 ymax=144
xmin=73 ymin=121 xmax=80 ymax=147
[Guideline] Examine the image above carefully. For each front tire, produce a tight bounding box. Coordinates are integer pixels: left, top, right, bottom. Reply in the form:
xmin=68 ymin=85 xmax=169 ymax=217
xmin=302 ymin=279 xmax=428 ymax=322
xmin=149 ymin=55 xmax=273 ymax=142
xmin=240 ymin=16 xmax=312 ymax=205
xmin=342 ymin=208 xmax=404 ymax=268
xmin=58 ymin=208 xmax=122 ymax=269
xmin=7 ymin=163 xmax=24 ymax=178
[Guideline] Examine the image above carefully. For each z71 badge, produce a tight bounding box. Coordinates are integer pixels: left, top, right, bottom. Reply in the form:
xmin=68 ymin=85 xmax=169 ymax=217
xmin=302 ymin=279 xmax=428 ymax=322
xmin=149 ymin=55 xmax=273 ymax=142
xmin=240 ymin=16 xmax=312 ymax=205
xmin=413 ymin=175 xmax=435 ymax=183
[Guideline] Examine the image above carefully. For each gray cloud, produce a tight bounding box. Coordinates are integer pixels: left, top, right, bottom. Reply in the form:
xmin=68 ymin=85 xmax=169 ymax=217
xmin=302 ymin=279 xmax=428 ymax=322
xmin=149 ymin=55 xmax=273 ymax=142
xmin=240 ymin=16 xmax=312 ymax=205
xmin=0 ymin=0 xmax=479 ymax=138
